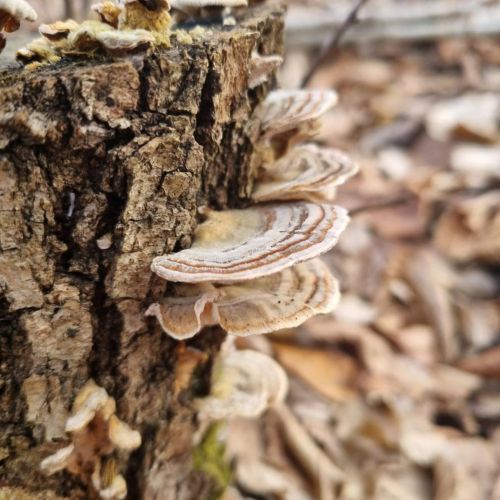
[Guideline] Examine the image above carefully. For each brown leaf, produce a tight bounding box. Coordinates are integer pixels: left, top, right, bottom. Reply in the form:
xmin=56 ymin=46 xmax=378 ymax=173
xmin=272 ymin=342 xmax=359 ymax=401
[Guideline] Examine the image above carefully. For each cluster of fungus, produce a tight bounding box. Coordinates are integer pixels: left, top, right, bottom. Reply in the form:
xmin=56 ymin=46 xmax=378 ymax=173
xmin=13 ymin=0 xmax=260 ymax=68
xmin=148 ymin=88 xmax=357 ymax=342
xmin=40 ymin=381 xmax=141 ymax=500
xmin=148 ymin=86 xmax=358 ymax=417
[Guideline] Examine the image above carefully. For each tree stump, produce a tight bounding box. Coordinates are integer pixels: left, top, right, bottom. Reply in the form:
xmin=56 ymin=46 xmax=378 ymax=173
xmin=0 ymin=5 xmax=284 ymax=499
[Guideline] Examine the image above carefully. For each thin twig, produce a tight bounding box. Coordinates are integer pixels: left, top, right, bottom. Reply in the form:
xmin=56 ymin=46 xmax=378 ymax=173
xmin=300 ymin=0 xmax=371 ymax=88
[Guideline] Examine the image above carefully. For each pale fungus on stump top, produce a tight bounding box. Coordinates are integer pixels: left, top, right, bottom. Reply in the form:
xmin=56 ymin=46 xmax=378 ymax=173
xmin=151 ymin=202 xmax=349 ymax=283
xmin=146 ymin=258 xmax=340 ymax=339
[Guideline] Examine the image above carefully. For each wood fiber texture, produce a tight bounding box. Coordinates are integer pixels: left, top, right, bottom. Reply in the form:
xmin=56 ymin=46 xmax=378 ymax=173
xmin=0 ymin=5 xmax=284 ymax=499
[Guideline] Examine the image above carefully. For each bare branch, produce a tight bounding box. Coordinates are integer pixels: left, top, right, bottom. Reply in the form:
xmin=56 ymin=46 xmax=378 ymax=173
xmin=300 ymin=0 xmax=370 ymax=88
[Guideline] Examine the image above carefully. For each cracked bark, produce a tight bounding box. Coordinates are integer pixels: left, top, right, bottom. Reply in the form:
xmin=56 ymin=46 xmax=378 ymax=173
xmin=0 ymin=6 xmax=284 ymax=499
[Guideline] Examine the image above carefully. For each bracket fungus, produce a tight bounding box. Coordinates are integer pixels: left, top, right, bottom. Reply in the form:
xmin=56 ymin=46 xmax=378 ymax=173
xmin=253 ymin=143 xmax=359 ymax=202
xmin=40 ymin=380 xmax=141 ymax=500
xmin=196 ymin=349 xmax=288 ymax=420
xmin=39 ymin=20 xmax=79 ymax=42
xmin=146 ymin=258 xmax=340 ymax=339
xmin=92 ymin=1 xmax=122 ymax=27
xmin=258 ymin=89 xmax=338 ymax=141
xmin=0 ymin=0 xmax=37 ymax=52
xmin=151 ymin=202 xmax=349 ymax=283
xmin=248 ymin=52 xmax=283 ymax=89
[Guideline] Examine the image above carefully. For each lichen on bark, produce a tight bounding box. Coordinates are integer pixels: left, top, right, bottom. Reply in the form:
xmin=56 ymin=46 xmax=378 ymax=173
xmin=0 ymin=5 xmax=284 ymax=499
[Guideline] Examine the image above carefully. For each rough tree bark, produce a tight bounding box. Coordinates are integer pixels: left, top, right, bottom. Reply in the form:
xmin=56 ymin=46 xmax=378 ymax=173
xmin=0 ymin=5 xmax=284 ymax=499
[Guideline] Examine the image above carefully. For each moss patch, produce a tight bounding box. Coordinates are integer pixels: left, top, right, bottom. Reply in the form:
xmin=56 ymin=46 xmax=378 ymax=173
xmin=193 ymin=423 xmax=232 ymax=500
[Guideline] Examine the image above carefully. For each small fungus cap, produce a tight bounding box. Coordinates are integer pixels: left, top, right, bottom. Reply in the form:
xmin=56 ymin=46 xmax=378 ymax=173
xmin=197 ymin=349 xmax=288 ymax=420
xmin=94 ymin=28 xmax=155 ymax=52
xmin=248 ymin=52 xmax=283 ymax=89
xmin=259 ymin=89 xmax=338 ymax=140
xmin=39 ymin=20 xmax=79 ymax=41
xmin=0 ymin=0 xmax=37 ymax=24
xmin=151 ymin=202 xmax=349 ymax=283
xmin=253 ymin=144 xmax=359 ymax=202
xmin=146 ymin=259 xmax=340 ymax=339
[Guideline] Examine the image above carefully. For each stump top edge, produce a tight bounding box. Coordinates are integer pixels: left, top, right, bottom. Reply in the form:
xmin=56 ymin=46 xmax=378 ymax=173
xmin=0 ymin=4 xmax=285 ymax=79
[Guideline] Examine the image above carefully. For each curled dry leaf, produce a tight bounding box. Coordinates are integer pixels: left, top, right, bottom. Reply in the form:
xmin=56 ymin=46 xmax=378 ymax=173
xmin=272 ymin=341 xmax=359 ymax=402
xmin=197 ymin=349 xmax=288 ymax=420
xmin=259 ymin=89 xmax=338 ymax=141
xmin=433 ymin=191 xmax=500 ymax=264
xmin=425 ymin=93 xmax=500 ymax=143
xmin=253 ymin=144 xmax=358 ymax=203
xmin=456 ymin=345 xmax=500 ymax=378
xmin=146 ymin=259 xmax=340 ymax=339
xmin=248 ymin=52 xmax=283 ymax=89
xmin=151 ymin=202 xmax=349 ymax=283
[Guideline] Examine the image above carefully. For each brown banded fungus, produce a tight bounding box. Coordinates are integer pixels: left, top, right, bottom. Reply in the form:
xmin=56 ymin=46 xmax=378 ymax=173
xmin=196 ymin=348 xmax=288 ymax=420
xmin=151 ymin=201 xmax=349 ymax=283
xmin=0 ymin=0 xmax=37 ymax=53
xmin=257 ymin=89 xmax=338 ymax=157
xmin=146 ymin=258 xmax=340 ymax=339
xmin=40 ymin=380 xmax=141 ymax=500
xmin=253 ymin=143 xmax=359 ymax=202
xmin=248 ymin=52 xmax=283 ymax=89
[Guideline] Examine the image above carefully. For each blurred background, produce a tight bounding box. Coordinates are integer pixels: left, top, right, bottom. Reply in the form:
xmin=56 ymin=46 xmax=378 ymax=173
xmin=4 ymin=1 xmax=500 ymax=498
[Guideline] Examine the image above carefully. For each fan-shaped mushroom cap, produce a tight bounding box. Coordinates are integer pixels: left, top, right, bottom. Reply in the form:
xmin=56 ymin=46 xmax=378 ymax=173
xmin=197 ymin=349 xmax=288 ymax=420
xmin=16 ymin=37 xmax=60 ymax=65
xmin=95 ymin=28 xmax=155 ymax=53
xmin=248 ymin=52 xmax=283 ymax=89
xmin=40 ymin=444 xmax=75 ymax=475
xmin=0 ymin=0 xmax=37 ymax=31
xmin=253 ymin=144 xmax=358 ymax=203
xmin=92 ymin=1 xmax=122 ymax=27
xmin=146 ymin=259 xmax=340 ymax=339
xmin=66 ymin=20 xmax=111 ymax=51
xmin=65 ymin=380 xmax=113 ymax=432
xmin=108 ymin=414 xmax=142 ymax=450
xmin=259 ymin=89 xmax=338 ymax=140
xmin=151 ymin=202 xmax=349 ymax=283
xmin=39 ymin=20 xmax=79 ymax=41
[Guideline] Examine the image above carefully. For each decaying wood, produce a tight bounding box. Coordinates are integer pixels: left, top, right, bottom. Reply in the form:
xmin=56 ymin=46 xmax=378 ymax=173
xmin=0 ymin=5 xmax=284 ymax=499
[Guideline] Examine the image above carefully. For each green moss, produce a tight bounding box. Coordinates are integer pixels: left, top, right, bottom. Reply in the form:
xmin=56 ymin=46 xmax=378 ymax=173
xmin=193 ymin=423 xmax=232 ymax=500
